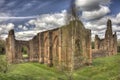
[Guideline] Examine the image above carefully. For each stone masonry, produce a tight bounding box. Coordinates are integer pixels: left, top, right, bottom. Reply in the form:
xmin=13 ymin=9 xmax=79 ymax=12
xmin=6 ymin=0 xmax=92 ymax=70
xmin=93 ymin=19 xmax=117 ymax=58
xmin=6 ymin=19 xmax=92 ymax=70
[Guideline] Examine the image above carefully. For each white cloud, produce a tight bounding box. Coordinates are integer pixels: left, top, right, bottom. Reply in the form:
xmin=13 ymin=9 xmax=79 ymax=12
xmin=84 ymin=21 xmax=106 ymax=39
xmin=28 ymin=20 xmax=36 ymax=25
xmin=18 ymin=25 xmax=28 ymax=30
xmin=0 ymin=12 xmax=11 ymax=22
xmin=6 ymin=23 xmax=14 ymax=31
xmin=2 ymin=10 xmax=67 ymax=40
xmin=0 ymin=23 xmax=14 ymax=34
xmin=23 ymin=26 xmax=28 ymax=30
xmin=0 ymin=16 xmax=37 ymax=20
xmin=18 ymin=25 xmax=23 ymax=29
xmin=15 ymin=30 xmax=42 ymax=41
xmin=75 ymin=0 xmax=111 ymax=20
xmin=28 ymin=10 xmax=66 ymax=31
xmin=82 ymin=6 xmax=110 ymax=20
xmin=75 ymin=0 xmax=111 ymax=11
xmin=90 ymin=12 xmax=120 ymax=26
xmin=0 ymin=10 xmax=67 ymax=40
xmin=83 ymin=12 xmax=120 ymax=39
xmin=111 ymin=13 xmax=120 ymax=25
xmin=0 ymin=23 xmax=15 ymax=40
xmin=0 ymin=12 xmax=37 ymax=23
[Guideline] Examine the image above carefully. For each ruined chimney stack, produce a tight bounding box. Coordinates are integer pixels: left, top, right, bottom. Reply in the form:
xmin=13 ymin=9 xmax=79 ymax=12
xmin=105 ymin=19 xmax=113 ymax=38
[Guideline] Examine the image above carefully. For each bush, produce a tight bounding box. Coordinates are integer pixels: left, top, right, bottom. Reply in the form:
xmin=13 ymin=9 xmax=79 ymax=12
xmin=0 ymin=55 xmax=9 ymax=73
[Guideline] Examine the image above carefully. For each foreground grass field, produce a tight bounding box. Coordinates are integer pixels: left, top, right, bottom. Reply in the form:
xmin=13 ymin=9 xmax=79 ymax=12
xmin=0 ymin=54 xmax=120 ymax=80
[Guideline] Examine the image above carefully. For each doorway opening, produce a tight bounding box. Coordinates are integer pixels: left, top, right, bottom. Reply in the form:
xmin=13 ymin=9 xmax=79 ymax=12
xmin=21 ymin=46 xmax=29 ymax=59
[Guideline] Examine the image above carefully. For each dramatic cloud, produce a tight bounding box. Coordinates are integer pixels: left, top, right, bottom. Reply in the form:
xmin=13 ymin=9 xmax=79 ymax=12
xmin=89 ymin=12 xmax=120 ymax=26
xmin=28 ymin=10 xmax=66 ymax=30
xmin=75 ymin=0 xmax=111 ymax=20
xmin=0 ymin=23 xmax=14 ymax=33
xmin=82 ymin=6 xmax=110 ymax=20
xmin=75 ymin=0 xmax=111 ymax=11
xmin=74 ymin=0 xmax=120 ymax=39
xmin=18 ymin=25 xmax=28 ymax=30
xmin=111 ymin=13 xmax=120 ymax=25
xmin=0 ymin=16 xmax=37 ymax=20
xmin=0 ymin=12 xmax=37 ymax=23
xmin=8 ymin=10 xmax=67 ymax=40
xmin=84 ymin=12 xmax=120 ymax=39
xmin=0 ymin=23 xmax=15 ymax=40
xmin=6 ymin=23 xmax=14 ymax=31
xmin=84 ymin=20 xmax=107 ymax=39
xmin=15 ymin=30 xmax=41 ymax=40
xmin=0 ymin=12 xmax=11 ymax=22
xmin=0 ymin=0 xmax=120 ymax=41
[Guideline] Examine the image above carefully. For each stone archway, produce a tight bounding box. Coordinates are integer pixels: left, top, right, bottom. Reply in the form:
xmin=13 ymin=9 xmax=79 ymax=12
xmin=16 ymin=41 xmax=30 ymax=62
xmin=52 ymin=36 xmax=59 ymax=66
xmin=44 ymin=37 xmax=49 ymax=64
xmin=21 ymin=46 xmax=29 ymax=61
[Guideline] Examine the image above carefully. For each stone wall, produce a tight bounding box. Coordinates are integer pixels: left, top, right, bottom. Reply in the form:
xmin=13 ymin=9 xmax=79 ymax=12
xmin=6 ymin=19 xmax=92 ymax=70
xmin=6 ymin=0 xmax=92 ymax=70
xmin=6 ymin=30 xmax=30 ymax=63
xmin=93 ymin=19 xmax=117 ymax=58
xmin=60 ymin=20 xmax=92 ymax=69
xmin=6 ymin=29 xmax=16 ymax=63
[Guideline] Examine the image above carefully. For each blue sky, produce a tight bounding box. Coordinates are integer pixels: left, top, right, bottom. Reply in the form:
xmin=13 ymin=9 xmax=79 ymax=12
xmin=0 ymin=0 xmax=120 ymax=40
xmin=110 ymin=0 xmax=120 ymax=15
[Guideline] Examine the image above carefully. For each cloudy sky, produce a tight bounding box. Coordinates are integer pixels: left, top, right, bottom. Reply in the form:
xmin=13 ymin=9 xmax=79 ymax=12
xmin=0 ymin=0 xmax=120 ymax=40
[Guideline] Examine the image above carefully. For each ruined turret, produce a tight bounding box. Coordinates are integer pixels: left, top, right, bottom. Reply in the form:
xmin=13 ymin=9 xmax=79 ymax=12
xmin=105 ymin=19 xmax=113 ymax=39
xmin=6 ymin=29 xmax=16 ymax=63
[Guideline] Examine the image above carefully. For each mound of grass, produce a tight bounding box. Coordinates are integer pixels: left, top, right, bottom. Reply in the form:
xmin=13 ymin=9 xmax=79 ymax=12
xmin=0 ymin=54 xmax=120 ymax=80
xmin=0 ymin=62 xmax=64 ymax=80
xmin=74 ymin=54 xmax=120 ymax=80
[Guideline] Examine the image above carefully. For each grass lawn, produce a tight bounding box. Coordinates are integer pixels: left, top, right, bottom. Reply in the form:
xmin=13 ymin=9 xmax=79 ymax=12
xmin=23 ymin=54 xmax=28 ymax=58
xmin=0 ymin=54 xmax=120 ymax=80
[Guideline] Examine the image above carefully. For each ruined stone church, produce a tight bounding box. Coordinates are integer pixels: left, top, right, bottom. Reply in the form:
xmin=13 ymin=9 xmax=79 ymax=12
xmin=5 ymin=1 xmax=92 ymax=70
xmin=5 ymin=0 xmax=117 ymax=70
xmin=6 ymin=19 xmax=92 ymax=70
xmin=93 ymin=19 xmax=117 ymax=57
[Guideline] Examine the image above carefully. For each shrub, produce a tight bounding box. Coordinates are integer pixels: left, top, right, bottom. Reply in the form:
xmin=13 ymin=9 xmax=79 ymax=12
xmin=0 ymin=55 xmax=9 ymax=73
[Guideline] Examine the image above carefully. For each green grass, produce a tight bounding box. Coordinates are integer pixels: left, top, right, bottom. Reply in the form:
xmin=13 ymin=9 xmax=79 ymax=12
xmin=74 ymin=54 xmax=120 ymax=80
xmin=22 ymin=54 xmax=28 ymax=58
xmin=0 ymin=54 xmax=120 ymax=80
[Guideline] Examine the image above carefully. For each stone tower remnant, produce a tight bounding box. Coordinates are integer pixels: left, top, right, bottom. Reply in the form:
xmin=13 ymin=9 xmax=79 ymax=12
xmin=93 ymin=19 xmax=117 ymax=57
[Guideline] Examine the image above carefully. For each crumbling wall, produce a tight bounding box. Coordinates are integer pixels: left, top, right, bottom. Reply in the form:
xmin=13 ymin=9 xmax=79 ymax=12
xmin=6 ymin=20 xmax=91 ymax=70
xmin=38 ymin=29 xmax=60 ymax=67
xmin=15 ymin=40 xmax=30 ymax=62
xmin=6 ymin=30 xmax=30 ymax=63
xmin=94 ymin=19 xmax=117 ymax=57
xmin=29 ymin=35 xmax=39 ymax=62
xmin=61 ymin=20 xmax=92 ymax=70
xmin=6 ymin=29 xmax=16 ymax=63
xmin=6 ymin=0 xmax=92 ymax=70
